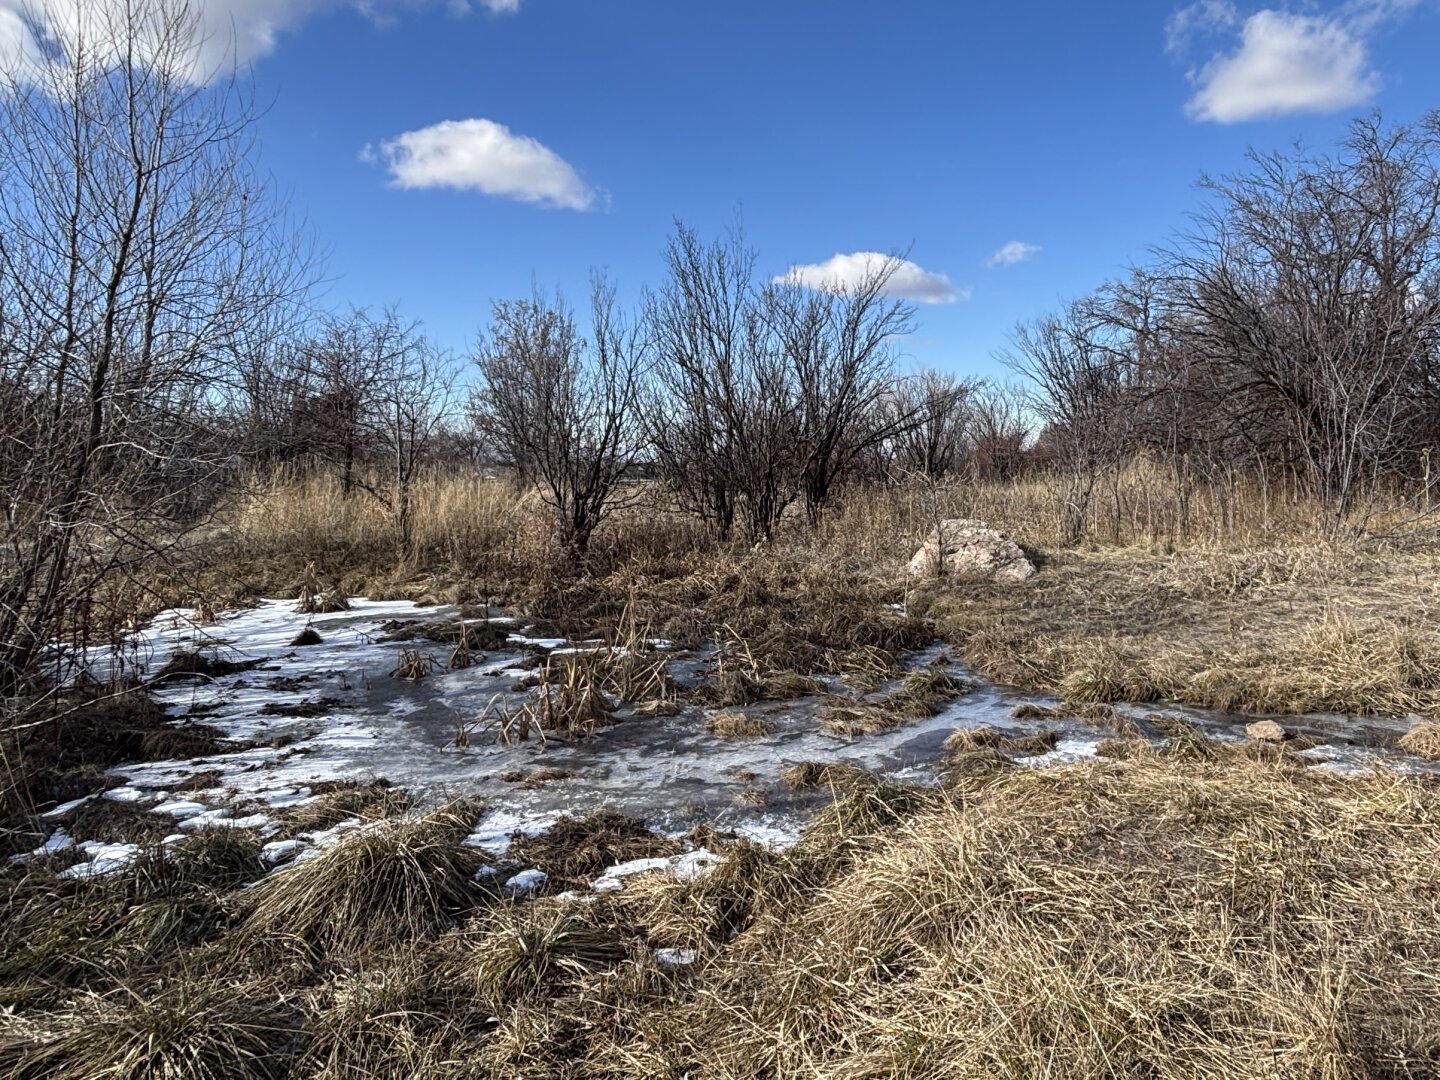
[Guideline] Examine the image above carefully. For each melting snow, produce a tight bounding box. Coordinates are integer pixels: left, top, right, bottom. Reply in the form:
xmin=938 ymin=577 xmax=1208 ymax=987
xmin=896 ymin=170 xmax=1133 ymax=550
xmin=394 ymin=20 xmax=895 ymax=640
xmin=60 ymin=841 xmax=140 ymax=878
xmin=503 ymin=868 xmax=548 ymax=896
xmin=32 ymin=596 xmax=1434 ymax=888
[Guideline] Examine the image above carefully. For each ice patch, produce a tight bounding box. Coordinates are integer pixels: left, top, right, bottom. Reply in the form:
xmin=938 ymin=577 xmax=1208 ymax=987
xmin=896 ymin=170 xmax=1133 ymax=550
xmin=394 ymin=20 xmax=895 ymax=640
xmin=261 ymin=839 xmax=308 ymax=864
xmin=153 ymin=799 xmax=210 ymax=817
xmin=42 ymin=795 xmax=95 ymax=819
xmin=1023 ymin=737 xmax=1102 ymax=768
xmin=8 ymin=828 xmax=75 ymax=865
xmin=464 ymin=809 xmax=557 ymax=854
xmin=590 ymin=848 xmax=723 ymax=893
xmin=60 ymin=841 xmax=140 ymax=878
xmin=102 ymin=786 xmax=155 ymax=804
xmin=177 ymin=808 xmax=233 ymax=830
xmin=260 ymin=788 xmax=315 ymax=808
xmin=504 ymin=868 xmax=548 ymax=896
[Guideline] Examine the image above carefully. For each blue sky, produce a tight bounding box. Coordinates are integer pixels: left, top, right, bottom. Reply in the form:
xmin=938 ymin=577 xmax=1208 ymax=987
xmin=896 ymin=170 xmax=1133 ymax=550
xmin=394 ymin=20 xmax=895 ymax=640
xmin=9 ymin=0 xmax=1439 ymax=378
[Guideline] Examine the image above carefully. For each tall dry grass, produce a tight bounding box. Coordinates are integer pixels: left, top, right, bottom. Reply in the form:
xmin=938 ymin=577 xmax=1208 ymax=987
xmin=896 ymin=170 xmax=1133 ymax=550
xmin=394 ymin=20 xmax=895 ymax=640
xmin=225 ymin=460 xmax=1428 ymax=583
xmin=190 ymin=463 xmax=1440 ymax=718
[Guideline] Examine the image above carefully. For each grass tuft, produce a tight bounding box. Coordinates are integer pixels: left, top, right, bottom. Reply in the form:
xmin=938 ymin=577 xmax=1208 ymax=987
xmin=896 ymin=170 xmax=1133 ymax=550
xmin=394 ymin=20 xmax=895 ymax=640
xmin=240 ymin=803 xmax=487 ymax=956
xmin=707 ymin=711 xmax=775 ymax=737
xmin=1398 ymin=720 xmax=1440 ymax=760
xmin=0 ymin=981 xmax=300 ymax=1080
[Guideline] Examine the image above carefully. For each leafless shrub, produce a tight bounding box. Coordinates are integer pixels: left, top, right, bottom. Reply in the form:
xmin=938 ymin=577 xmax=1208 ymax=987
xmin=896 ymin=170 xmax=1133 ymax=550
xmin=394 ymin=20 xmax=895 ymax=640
xmin=0 ymin=0 xmax=312 ymax=694
xmin=471 ymin=277 xmax=645 ymax=561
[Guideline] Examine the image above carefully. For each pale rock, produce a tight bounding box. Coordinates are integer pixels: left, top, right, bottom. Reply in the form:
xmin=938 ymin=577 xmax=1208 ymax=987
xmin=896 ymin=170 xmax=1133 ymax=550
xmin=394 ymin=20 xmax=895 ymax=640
xmin=1246 ymin=719 xmax=1291 ymax=743
xmin=907 ymin=519 xmax=1036 ymax=584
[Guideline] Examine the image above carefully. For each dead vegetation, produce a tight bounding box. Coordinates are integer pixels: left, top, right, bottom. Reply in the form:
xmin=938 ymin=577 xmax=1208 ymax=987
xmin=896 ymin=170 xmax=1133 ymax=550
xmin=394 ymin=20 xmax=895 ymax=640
xmin=820 ymin=666 xmax=973 ymax=737
xmin=293 ymin=562 xmax=349 ymax=616
xmin=780 ymin=760 xmax=872 ymax=791
xmin=502 ymin=810 xmax=681 ymax=887
xmin=919 ymin=539 xmax=1440 ymax=717
xmin=389 ymin=648 xmax=437 ymax=680
xmin=283 ymin=780 xmax=415 ymax=833
xmin=943 ymin=725 xmax=1059 ymax=756
xmin=239 ymin=803 xmax=488 ymax=957
xmin=4 ymin=754 xmax=1440 ymax=1077
xmin=153 ymin=649 xmax=260 ymax=683
xmin=1 ymin=690 xmax=230 ymax=858
xmin=520 ymin=655 xmax=618 ymax=739
xmin=1398 ymin=720 xmax=1440 ymax=760
xmin=498 ymin=766 xmax=574 ymax=787
xmin=706 ymin=711 xmax=775 ymax=737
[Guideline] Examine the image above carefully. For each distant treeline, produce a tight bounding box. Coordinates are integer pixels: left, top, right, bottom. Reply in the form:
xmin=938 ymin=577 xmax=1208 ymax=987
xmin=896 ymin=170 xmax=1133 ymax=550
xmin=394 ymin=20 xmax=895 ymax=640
xmin=3 ymin=0 xmax=1438 ymax=693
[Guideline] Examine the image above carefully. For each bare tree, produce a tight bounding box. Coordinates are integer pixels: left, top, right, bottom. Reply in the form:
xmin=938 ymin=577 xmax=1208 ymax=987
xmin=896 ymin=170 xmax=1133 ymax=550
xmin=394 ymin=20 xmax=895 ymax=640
xmin=1158 ymin=112 xmax=1440 ymax=530
xmin=770 ymin=256 xmax=916 ymax=523
xmin=969 ymin=384 xmax=1030 ymax=483
xmin=646 ymin=225 xmax=916 ymax=541
xmin=0 ymin=0 xmax=310 ymax=693
xmin=336 ymin=311 xmax=458 ymax=558
xmin=1005 ymin=303 xmax=1133 ymax=544
xmin=643 ymin=223 xmax=751 ymax=539
xmin=292 ymin=311 xmax=397 ymax=495
xmin=471 ymin=278 xmax=646 ymax=560
xmin=887 ymin=369 xmax=981 ymax=481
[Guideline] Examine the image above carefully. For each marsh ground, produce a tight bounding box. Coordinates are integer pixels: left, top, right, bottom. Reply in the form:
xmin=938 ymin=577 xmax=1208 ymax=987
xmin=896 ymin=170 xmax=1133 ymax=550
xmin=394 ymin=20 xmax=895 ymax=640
xmin=6 ymin=474 xmax=1440 ymax=1078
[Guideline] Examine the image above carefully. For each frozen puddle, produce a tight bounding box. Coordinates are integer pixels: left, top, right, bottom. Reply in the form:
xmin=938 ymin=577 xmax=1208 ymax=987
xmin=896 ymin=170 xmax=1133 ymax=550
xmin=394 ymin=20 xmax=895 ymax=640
xmin=30 ymin=597 xmax=1439 ymax=879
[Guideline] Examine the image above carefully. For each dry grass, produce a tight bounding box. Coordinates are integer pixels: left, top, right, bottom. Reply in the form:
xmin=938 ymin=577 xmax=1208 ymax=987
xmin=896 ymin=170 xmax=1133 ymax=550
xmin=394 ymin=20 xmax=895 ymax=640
xmin=820 ymin=668 xmax=971 ymax=738
xmin=293 ymin=561 xmax=349 ymax=616
xmin=779 ymin=761 xmax=872 ymax=790
xmin=0 ymin=981 xmax=300 ymax=1080
xmin=943 ymin=725 xmax=1059 ymax=756
xmin=649 ymin=757 xmax=1440 ymax=1078
xmin=501 ymin=810 xmax=681 ymax=886
xmin=240 ymin=802 xmax=487 ymax=957
xmin=819 ymin=703 xmax=903 ymax=737
xmin=194 ymin=464 xmax=1440 ymax=719
xmin=6 ymin=756 xmax=1440 ymax=1077
xmin=282 ymin=780 xmax=414 ymax=833
xmin=519 ymin=655 xmax=618 ymax=739
xmin=13 ymin=464 xmax=1440 ymax=1075
xmin=921 ymin=540 xmax=1440 ymax=717
xmin=707 ymin=710 xmax=776 ymax=737
xmin=1398 ymin=720 xmax=1440 ymax=760
xmin=388 ymin=648 xmax=437 ymax=680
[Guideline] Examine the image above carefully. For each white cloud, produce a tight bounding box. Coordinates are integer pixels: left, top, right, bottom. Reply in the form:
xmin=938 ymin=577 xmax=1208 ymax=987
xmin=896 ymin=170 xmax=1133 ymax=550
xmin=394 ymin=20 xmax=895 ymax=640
xmin=1169 ymin=2 xmax=1426 ymax=123
xmin=1165 ymin=0 xmax=1238 ymax=54
xmin=0 ymin=0 xmax=340 ymax=80
xmin=775 ymin=253 xmax=965 ymax=305
xmin=0 ymin=1 xmax=520 ymax=84
xmin=986 ymin=240 xmax=1041 ymax=267
xmin=1186 ymin=10 xmax=1375 ymax=122
xmin=369 ymin=118 xmax=597 ymax=210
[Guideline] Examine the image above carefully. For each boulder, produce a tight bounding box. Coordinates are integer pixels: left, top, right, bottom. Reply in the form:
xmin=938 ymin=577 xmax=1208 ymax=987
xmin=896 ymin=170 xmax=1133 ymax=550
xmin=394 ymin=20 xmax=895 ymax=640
xmin=907 ymin=519 xmax=1036 ymax=584
xmin=1245 ymin=719 xmax=1292 ymax=743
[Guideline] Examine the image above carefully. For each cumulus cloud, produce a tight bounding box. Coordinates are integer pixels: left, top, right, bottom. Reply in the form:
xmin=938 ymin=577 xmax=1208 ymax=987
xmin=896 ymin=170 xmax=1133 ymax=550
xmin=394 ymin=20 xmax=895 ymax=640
xmin=0 ymin=0 xmax=520 ymax=84
xmin=1169 ymin=2 xmax=1421 ymax=123
xmin=986 ymin=240 xmax=1041 ymax=267
xmin=775 ymin=253 xmax=965 ymax=305
xmin=0 ymin=0 xmax=341 ymax=80
xmin=368 ymin=118 xmax=597 ymax=210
